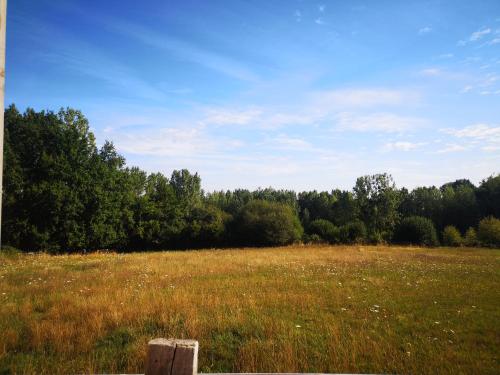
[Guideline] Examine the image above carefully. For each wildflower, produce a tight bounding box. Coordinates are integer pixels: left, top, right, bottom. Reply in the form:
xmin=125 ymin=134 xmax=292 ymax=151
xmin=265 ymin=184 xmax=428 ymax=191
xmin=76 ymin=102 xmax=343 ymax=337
xmin=295 ymin=325 xmax=301 ymax=328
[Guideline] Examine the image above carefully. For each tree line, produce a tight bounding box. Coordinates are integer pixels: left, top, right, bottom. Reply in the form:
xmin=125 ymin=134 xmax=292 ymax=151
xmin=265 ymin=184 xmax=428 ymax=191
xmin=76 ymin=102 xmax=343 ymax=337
xmin=2 ymin=106 xmax=500 ymax=252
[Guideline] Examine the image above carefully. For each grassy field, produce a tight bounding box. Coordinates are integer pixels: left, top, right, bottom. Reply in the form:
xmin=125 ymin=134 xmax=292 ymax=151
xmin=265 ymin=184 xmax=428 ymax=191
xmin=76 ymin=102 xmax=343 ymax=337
xmin=0 ymin=245 xmax=499 ymax=374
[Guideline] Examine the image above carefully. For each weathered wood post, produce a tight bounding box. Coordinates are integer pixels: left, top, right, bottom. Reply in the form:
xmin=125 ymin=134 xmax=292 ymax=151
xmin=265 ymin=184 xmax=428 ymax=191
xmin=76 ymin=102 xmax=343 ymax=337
xmin=146 ymin=338 xmax=199 ymax=375
xmin=0 ymin=0 xmax=6 ymax=248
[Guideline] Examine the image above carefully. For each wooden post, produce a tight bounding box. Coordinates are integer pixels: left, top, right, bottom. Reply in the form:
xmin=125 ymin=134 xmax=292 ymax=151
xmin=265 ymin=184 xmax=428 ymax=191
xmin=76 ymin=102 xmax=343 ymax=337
xmin=146 ymin=338 xmax=198 ymax=375
xmin=0 ymin=0 xmax=6 ymax=249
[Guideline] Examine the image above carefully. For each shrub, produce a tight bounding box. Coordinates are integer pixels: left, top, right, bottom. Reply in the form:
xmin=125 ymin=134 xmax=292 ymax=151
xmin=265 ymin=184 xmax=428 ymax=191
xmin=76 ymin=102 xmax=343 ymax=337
xmin=477 ymin=216 xmax=500 ymax=247
xmin=235 ymin=200 xmax=303 ymax=246
xmin=304 ymin=233 xmax=324 ymax=244
xmin=183 ymin=205 xmax=230 ymax=247
xmin=393 ymin=216 xmax=439 ymax=246
xmin=308 ymin=219 xmax=340 ymax=243
xmin=464 ymin=227 xmax=479 ymax=247
xmin=340 ymin=220 xmax=367 ymax=244
xmin=0 ymin=245 xmax=22 ymax=257
xmin=367 ymin=231 xmax=387 ymax=245
xmin=442 ymin=226 xmax=463 ymax=247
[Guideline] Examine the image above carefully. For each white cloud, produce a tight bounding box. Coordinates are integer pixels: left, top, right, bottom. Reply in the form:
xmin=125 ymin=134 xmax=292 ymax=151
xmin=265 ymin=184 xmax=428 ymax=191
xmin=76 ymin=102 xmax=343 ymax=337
xmin=420 ymin=68 xmax=442 ymax=76
xmin=460 ymin=85 xmax=473 ymax=94
xmin=200 ymin=107 xmax=315 ymax=129
xmin=319 ymin=5 xmax=326 ymax=13
xmin=108 ymin=21 xmax=259 ymax=81
xmin=271 ymin=135 xmax=313 ymax=151
xmin=459 ymin=27 xmax=492 ymax=45
xmin=40 ymin=44 xmax=169 ymax=102
xmin=382 ymin=141 xmax=426 ymax=152
xmin=315 ymin=18 xmax=325 ymax=25
xmin=444 ymin=124 xmax=500 ymax=142
xmin=441 ymin=124 xmax=500 ymax=153
xmin=482 ymin=145 xmax=500 ymax=152
xmin=418 ymin=27 xmax=432 ymax=35
xmin=470 ymin=28 xmax=492 ymax=41
xmin=481 ymin=74 xmax=500 ymax=86
xmin=437 ymin=53 xmax=454 ymax=59
xmin=112 ymin=127 xmax=212 ymax=157
xmin=202 ymin=108 xmax=262 ymax=126
xmin=436 ymin=143 xmax=468 ymax=154
xmin=264 ymin=113 xmax=316 ymax=128
xmin=336 ymin=112 xmax=424 ymax=133
xmin=201 ymin=88 xmax=419 ymax=130
xmin=311 ymin=88 xmax=414 ymax=109
xmin=295 ymin=10 xmax=302 ymax=22
xmin=418 ymin=68 xmax=467 ymax=81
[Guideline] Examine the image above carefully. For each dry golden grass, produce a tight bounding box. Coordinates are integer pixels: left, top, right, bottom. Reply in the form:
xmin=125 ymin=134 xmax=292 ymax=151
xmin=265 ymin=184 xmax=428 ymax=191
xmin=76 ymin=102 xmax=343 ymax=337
xmin=0 ymin=245 xmax=499 ymax=374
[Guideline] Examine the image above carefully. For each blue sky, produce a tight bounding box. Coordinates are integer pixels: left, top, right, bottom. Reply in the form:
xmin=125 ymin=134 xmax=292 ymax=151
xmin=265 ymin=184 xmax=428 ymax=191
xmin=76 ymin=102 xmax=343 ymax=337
xmin=6 ymin=0 xmax=500 ymax=191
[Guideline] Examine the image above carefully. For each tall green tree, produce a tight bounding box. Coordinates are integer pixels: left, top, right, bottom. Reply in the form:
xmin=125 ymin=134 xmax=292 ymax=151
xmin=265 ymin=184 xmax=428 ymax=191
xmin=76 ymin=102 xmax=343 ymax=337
xmin=476 ymin=175 xmax=500 ymax=219
xmin=353 ymin=173 xmax=401 ymax=241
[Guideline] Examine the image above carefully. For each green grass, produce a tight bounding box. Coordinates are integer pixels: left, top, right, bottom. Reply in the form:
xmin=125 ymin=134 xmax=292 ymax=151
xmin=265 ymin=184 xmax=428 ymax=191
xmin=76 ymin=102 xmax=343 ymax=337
xmin=0 ymin=245 xmax=499 ymax=374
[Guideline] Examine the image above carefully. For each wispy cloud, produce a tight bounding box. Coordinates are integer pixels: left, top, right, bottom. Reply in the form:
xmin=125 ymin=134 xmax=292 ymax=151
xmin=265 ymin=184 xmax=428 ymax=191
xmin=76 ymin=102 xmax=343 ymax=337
xmin=202 ymin=108 xmax=263 ymax=126
xmin=470 ymin=28 xmax=492 ymax=41
xmin=418 ymin=67 xmax=469 ymax=81
xmin=382 ymin=141 xmax=426 ymax=152
xmin=113 ymin=127 xmax=212 ymax=157
xmin=460 ymin=85 xmax=473 ymax=94
xmin=107 ymin=22 xmax=259 ymax=82
xmin=315 ymin=18 xmax=325 ymax=25
xmin=269 ymin=135 xmax=313 ymax=151
xmin=201 ymin=88 xmax=421 ymax=130
xmin=418 ymin=27 xmax=432 ymax=35
xmin=336 ymin=112 xmax=424 ymax=133
xmin=319 ymin=5 xmax=326 ymax=13
xmin=443 ymin=124 xmax=500 ymax=142
xmin=295 ymin=10 xmax=302 ymax=22
xmin=310 ymin=88 xmax=418 ymax=109
xmin=435 ymin=143 xmax=468 ymax=154
xmin=441 ymin=124 xmax=500 ymax=153
xmin=420 ymin=68 xmax=442 ymax=76
xmin=487 ymin=37 xmax=500 ymax=45
xmin=458 ymin=27 xmax=492 ymax=45
xmin=38 ymin=43 xmax=168 ymax=102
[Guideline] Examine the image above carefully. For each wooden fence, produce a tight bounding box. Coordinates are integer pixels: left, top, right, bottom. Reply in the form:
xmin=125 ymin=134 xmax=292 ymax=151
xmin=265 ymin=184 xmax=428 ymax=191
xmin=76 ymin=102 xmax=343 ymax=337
xmin=146 ymin=338 xmax=198 ymax=375
xmin=142 ymin=338 xmax=349 ymax=375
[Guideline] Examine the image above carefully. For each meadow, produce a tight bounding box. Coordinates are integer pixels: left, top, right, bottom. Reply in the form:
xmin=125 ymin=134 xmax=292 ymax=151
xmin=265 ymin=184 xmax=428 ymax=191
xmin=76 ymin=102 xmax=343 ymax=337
xmin=0 ymin=245 xmax=499 ymax=374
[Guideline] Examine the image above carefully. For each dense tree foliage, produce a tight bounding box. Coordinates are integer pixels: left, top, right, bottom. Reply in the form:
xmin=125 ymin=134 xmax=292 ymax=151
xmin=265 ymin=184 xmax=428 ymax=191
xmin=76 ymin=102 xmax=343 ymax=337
xmin=308 ymin=219 xmax=339 ymax=244
xmin=393 ymin=216 xmax=439 ymax=247
xmin=477 ymin=217 xmax=500 ymax=247
xmin=354 ymin=174 xmax=400 ymax=242
xmin=442 ymin=226 xmax=463 ymax=247
xmin=233 ymin=200 xmax=303 ymax=246
xmin=2 ymin=106 xmax=500 ymax=252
